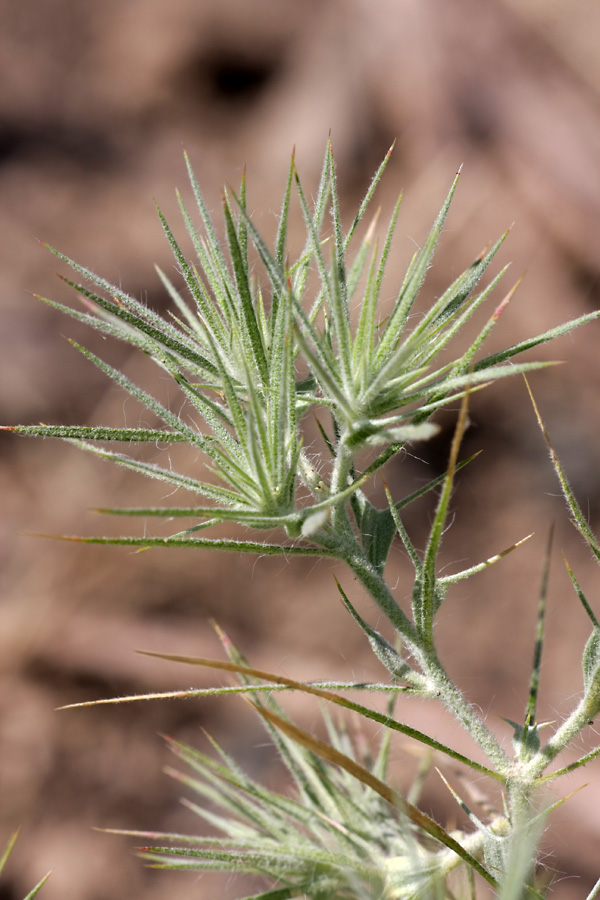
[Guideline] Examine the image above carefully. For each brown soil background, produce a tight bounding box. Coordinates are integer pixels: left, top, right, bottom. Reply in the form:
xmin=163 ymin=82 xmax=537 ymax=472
xmin=2 ymin=2 xmax=600 ymax=898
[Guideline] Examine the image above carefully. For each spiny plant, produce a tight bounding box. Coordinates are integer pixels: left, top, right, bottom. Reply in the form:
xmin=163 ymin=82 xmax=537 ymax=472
xmin=5 ymin=140 xmax=600 ymax=898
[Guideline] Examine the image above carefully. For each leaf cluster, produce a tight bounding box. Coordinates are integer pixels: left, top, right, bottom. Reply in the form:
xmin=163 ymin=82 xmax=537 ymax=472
xmin=5 ymin=142 xmax=595 ymax=548
xmin=108 ymin=631 xmax=481 ymax=900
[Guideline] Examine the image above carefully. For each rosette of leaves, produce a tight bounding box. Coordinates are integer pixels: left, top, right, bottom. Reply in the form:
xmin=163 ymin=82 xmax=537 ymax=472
xmin=5 ymin=142 xmax=593 ymax=548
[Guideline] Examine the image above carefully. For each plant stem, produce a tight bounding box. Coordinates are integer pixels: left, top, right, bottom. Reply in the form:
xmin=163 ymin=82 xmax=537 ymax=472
xmin=417 ymin=648 xmax=511 ymax=775
xmin=524 ymin=691 xmax=599 ymax=780
xmin=315 ymin=523 xmax=512 ymax=775
xmin=328 ymin=432 xmax=358 ymax=541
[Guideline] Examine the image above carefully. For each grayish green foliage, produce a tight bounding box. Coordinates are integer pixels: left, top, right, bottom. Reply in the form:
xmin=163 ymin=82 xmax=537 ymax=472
xmin=5 ymin=142 xmax=600 ymax=898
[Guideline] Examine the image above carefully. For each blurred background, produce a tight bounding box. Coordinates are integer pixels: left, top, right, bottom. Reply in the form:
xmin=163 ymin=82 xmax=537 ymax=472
xmin=1 ymin=1 xmax=600 ymax=897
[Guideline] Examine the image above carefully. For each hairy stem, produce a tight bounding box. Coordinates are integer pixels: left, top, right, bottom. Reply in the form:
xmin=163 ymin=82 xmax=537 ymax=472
xmin=328 ymin=432 xmax=358 ymax=540
xmin=415 ymin=647 xmax=511 ymax=775
xmin=524 ymin=691 xmax=599 ymax=781
xmin=315 ymin=523 xmax=511 ymax=775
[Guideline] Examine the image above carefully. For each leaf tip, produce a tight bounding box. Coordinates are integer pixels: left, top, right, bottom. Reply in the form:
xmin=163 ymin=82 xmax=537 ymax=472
xmin=210 ymin=618 xmax=232 ymax=649
xmin=493 ymin=273 xmax=525 ymax=321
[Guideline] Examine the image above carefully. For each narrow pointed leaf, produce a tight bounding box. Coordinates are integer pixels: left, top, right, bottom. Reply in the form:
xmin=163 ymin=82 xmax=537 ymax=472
xmin=439 ymin=533 xmax=533 ymax=584
xmin=535 ymin=745 xmax=600 ymax=783
xmin=419 ymin=389 xmax=470 ymax=640
xmin=523 ymin=526 xmax=553 ymax=749
xmin=0 ymin=425 xmax=184 ymax=443
xmin=68 ymin=340 xmax=209 ymax=449
xmin=564 ymin=556 xmax=600 ymax=628
xmin=0 ymin=832 xmax=18 ymax=875
xmin=275 ymin=151 xmax=295 ymax=272
xmin=37 ymin=533 xmax=333 ymax=556
xmin=183 ymin=151 xmax=234 ymax=290
xmin=526 ymin=378 xmax=600 ymax=563
xmin=222 ymin=192 xmax=268 ymax=383
xmin=136 ymin=652 xmax=501 ymax=778
xmin=375 ymin=171 xmax=461 ymax=366
xmin=251 ymin=703 xmax=499 ymax=889
xmin=294 ymin=167 xmax=352 ymax=389
xmin=476 ymin=310 xmax=600 ymax=371
xmin=334 ymin=576 xmax=422 ymax=686
xmin=22 ymin=874 xmax=51 ymax=900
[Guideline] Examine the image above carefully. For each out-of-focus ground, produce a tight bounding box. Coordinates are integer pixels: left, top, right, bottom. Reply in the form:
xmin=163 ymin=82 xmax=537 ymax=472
xmin=1 ymin=2 xmax=600 ymax=898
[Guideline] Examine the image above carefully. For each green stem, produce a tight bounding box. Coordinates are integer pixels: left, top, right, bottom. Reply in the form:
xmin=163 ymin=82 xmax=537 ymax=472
xmin=338 ymin=536 xmax=419 ymax=642
xmin=350 ymin=546 xmax=510 ymax=772
xmin=319 ymin=430 xmax=511 ymax=774
xmin=506 ymin=777 xmax=535 ymax=828
xmin=524 ymin=691 xmax=599 ymax=781
xmin=418 ymin=648 xmax=511 ymax=775
xmin=316 ymin=524 xmax=511 ymax=775
xmin=328 ymin=432 xmax=358 ymax=541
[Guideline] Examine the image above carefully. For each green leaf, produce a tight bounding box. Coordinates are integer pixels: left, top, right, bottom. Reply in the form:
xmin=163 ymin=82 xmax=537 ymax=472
xmin=535 ymin=745 xmax=600 ymax=784
xmin=22 ymin=875 xmax=51 ymax=900
xmin=418 ymin=389 xmax=470 ymax=642
xmin=344 ymin=140 xmax=395 ymax=246
xmin=0 ymin=425 xmax=184 ymax=442
xmin=142 ymin=652 xmax=502 ymax=779
xmin=275 ymin=151 xmax=295 ymax=274
xmin=334 ymin=576 xmax=424 ymax=687
xmin=294 ymin=165 xmax=353 ymax=393
xmin=51 ymin=259 xmax=217 ymax=374
xmin=1 ymin=832 xmax=50 ymax=899
xmin=582 ymin=628 xmax=600 ymax=696
xmin=68 ymin=340 xmax=209 ymax=450
xmin=35 ymin=532 xmax=333 ymax=556
xmin=222 ymin=191 xmax=268 ymax=384
xmin=527 ymin=379 xmax=600 ymax=564
xmin=64 ymin=440 xmax=240 ymax=504
xmin=374 ymin=171 xmax=461 ymax=367
xmin=352 ymin=493 xmax=397 ymax=575
xmin=521 ymin=527 xmax=553 ymax=760
xmin=477 ymin=310 xmax=600 ymax=372
xmin=565 ymin=556 xmax=600 ymax=628
xmin=351 ymin=229 xmax=382 ymax=385
xmin=0 ymin=832 xmax=18 ymax=875
xmin=36 ymin=289 xmax=215 ymax=378
xmin=251 ymin=703 xmax=499 ymax=890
